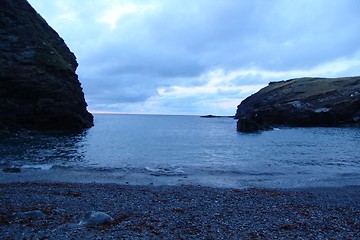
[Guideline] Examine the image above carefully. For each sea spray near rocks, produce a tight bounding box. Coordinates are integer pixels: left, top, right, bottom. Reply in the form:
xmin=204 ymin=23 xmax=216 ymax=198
xmin=0 ymin=0 xmax=93 ymax=131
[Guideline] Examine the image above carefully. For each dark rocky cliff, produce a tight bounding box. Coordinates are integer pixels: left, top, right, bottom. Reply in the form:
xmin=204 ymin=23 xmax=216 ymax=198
xmin=235 ymin=77 xmax=360 ymax=132
xmin=0 ymin=0 xmax=93 ymax=131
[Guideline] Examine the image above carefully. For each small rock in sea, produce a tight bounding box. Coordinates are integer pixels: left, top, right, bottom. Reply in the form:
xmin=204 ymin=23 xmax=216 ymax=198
xmin=2 ymin=167 xmax=21 ymax=173
xmin=12 ymin=210 xmax=45 ymax=219
xmin=79 ymin=212 xmax=114 ymax=226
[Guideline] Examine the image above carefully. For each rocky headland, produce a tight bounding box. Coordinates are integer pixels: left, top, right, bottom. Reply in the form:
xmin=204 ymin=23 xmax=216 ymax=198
xmin=200 ymin=115 xmax=234 ymax=118
xmin=235 ymin=76 xmax=360 ymax=132
xmin=0 ymin=0 xmax=93 ymax=131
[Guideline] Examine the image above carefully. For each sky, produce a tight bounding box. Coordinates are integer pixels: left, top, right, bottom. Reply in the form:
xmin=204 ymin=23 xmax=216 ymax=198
xmin=27 ymin=0 xmax=360 ymax=116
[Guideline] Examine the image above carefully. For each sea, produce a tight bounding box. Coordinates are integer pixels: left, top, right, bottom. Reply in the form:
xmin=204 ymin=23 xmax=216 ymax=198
xmin=1 ymin=114 xmax=360 ymax=188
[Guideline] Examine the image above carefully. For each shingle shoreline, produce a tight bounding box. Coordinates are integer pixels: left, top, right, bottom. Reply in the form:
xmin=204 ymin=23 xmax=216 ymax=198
xmin=1 ymin=182 xmax=359 ymax=239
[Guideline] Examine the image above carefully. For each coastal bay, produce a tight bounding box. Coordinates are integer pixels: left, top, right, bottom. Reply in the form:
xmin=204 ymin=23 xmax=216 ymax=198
xmin=1 ymin=2 xmax=359 ymax=239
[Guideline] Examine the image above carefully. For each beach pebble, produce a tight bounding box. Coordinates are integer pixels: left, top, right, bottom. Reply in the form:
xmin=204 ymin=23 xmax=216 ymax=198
xmin=12 ymin=210 xmax=45 ymax=219
xmin=2 ymin=167 xmax=21 ymax=173
xmin=79 ymin=211 xmax=113 ymax=226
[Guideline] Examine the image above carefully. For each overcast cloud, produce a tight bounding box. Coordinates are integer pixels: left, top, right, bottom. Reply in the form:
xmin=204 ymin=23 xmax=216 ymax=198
xmin=28 ymin=0 xmax=360 ymax=115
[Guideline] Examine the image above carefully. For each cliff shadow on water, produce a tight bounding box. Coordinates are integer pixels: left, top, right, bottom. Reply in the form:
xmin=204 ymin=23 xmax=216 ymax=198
xmin=0 ymin=129 xmax=89 ymax=173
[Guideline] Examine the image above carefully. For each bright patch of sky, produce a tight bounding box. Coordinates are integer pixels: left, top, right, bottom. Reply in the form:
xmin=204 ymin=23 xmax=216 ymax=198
xmin=28 ymin=0 xmax=360 ymax=115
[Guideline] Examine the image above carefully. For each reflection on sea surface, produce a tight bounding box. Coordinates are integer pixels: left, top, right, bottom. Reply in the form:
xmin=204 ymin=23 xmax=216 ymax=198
xmin=0 ymin=130 xmax=88 ymax=168
xmin=1 ymin=114 xmax=360 ymax=188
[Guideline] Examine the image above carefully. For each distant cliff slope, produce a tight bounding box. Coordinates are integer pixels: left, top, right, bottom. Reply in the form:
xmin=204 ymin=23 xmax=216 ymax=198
xmin=235 ymin=77 xmax=360 ymax=132
xmin=0 ymin=0 xmax=93 ymax=131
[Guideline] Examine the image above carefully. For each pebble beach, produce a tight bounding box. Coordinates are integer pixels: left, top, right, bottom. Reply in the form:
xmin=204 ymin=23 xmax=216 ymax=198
xmin=1 ymin=182 xmax=359 ymax=239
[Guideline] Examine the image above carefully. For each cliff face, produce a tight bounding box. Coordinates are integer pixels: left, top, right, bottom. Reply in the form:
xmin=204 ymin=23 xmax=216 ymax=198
xmin=0 ymin=0 xmax=93 ymax=131
xmin=235 ymin=77 xmax=360 ymax=132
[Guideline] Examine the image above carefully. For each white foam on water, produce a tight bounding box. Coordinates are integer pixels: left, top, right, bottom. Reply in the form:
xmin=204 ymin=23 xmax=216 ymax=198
xmin=145 ymin=166 xmax=185 ymax=176
xmin=21 ymin=164 xmax=53 ymax=170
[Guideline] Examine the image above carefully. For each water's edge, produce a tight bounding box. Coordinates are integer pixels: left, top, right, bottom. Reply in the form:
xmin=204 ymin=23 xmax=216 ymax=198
xmin=1 ymin=114 xmax=360 ymax=189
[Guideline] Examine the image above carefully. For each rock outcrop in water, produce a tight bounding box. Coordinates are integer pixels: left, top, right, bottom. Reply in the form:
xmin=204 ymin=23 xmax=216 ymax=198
xmin=235 ymin=77 xmax=360 ymax=132
xmin=0 ymin=0 xmax=93 ymax=131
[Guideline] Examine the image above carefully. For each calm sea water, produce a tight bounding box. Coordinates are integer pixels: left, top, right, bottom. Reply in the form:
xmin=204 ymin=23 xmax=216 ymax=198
xmin=1 ymin=114 xmax=360 ymax=188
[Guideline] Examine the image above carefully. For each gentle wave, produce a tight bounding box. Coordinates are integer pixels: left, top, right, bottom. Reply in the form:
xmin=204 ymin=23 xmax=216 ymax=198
xmin=144 ymin=166 xmax=186 ymax=176
xmin=21 ymin=164 xmax=53 ymax=170
xmin=1 ymin=114 xmax=360 ymax=188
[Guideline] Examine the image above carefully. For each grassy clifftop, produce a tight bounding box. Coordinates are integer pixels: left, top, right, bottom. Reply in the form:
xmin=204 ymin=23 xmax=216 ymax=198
xmin=261 ymin=77 xmax=359 ymax=99
xmin=236 ymin=76 xmax=360 ymax=132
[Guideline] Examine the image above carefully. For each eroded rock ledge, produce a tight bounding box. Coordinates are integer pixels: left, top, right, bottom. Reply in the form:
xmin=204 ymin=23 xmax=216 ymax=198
xmin=235 ymin=77 xmax=360 ymax=132
xmin=0 ymin=0 xmax=93 ymax=131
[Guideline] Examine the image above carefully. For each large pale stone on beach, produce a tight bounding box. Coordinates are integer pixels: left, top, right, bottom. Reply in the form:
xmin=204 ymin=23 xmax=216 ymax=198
xmin=79 ymin=211 xmax=114 ymax=226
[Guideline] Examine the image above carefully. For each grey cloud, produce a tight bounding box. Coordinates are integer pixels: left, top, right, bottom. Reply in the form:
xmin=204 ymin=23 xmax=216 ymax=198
xmin=29 ymin=0 xmax=360 ymax=115
xmin=82 ymin=0 xmax=360 ymax=76
xmin=88 ymin=46 xmax=205 ymax=78
xmin=81 ymin=74 xmax=159 ymax=104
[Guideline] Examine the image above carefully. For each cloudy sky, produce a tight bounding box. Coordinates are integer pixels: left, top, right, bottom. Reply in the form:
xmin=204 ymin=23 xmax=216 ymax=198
xmin=28 ymin=0 xmax=360 ymax=115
